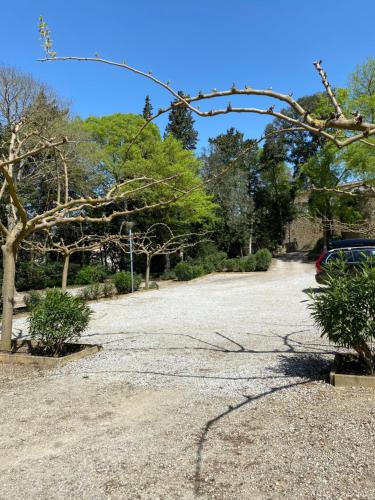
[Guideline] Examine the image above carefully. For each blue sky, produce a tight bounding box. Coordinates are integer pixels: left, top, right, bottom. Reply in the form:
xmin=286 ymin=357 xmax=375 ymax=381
xmin=1 ymin=1 xmax=375 ymax=152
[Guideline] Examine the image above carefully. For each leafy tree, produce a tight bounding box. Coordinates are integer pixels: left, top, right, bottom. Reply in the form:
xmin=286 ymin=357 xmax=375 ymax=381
xmin=164 ymin=91 xmax=198 ymax=150
xmin=142 ymin=95 xmax=153 ymax=121
xmin=349 ymin=58 xmax=375 ymax=123
xmin=202 ymin=128 xmax=258 ymax=256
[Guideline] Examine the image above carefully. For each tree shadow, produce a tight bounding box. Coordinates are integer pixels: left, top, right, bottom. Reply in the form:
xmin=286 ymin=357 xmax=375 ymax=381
xmin=193 ymin=380 xmax=310 ymax=496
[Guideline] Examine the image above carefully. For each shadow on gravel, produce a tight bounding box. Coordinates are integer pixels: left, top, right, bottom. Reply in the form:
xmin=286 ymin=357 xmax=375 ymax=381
xmin=272 ymin=353 xmax=332 ymax=381
xmin=193 ymin=380 xmax=310 ymax=497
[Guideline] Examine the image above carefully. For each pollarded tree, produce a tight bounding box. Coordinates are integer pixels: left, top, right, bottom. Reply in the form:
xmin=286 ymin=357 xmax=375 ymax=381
xmin=0 ymin=68 xmax=189 ymax=351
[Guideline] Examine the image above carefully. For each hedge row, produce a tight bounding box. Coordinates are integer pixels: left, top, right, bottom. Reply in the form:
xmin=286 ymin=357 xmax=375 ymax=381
xmin=174 ymin=249 xmax=272 ymax=281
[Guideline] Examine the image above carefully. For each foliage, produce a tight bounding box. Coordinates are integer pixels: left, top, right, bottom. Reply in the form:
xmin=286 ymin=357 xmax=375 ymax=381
xmin=24 ymin=290 xmax=44 ymax=311
xmin=201 ymin=128 xmax=258 ymax=256
xmin=195 ymin=251 xmax=228 ymax=273
xmin=148 ymin=281 xmax=159 ymax=290
xmin=75 ymin=264 xmax=108 ymax=285
xmin=240 ymin=255 xmax=257 ymax=272
xmin=255 ymin=249 xmax=272 ymax=271
xmin=28 ymin=289 xmax=91 ymax=356
xmin=113 ymin=271 xmax=142 ymax=294
xmin=309 ymin=260 xmax=375 ymax=373
xmin=102 ymin=281 xmax=117 ymax=298
xmin=142 ymin=95 xmax=153 ymax=121
xmin=160 ymin=269 xmax=176 ymax=280
xmin=81 ymin=282 xmax=103 ymax=301
xmin=174 ymin=262 xmax=205 ymax=281
xmin=223 ymin=255 xmax=256 ymax=272
xmin=164 ymin=91 xmax=198 ymax=150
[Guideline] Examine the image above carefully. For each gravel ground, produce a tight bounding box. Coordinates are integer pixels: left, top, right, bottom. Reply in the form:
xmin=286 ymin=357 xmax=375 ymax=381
xmin=1 ymin=256 xmax=374 ymax=499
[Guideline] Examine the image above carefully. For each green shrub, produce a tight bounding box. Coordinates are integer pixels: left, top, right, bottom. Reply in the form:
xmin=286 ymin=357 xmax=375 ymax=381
xmin=28 ymin=289 xmax=91 ymax=356
xmin=148 ymin=281 xmax=159 ymax=290
xmin=16 ymin=262 xmax=47 ymax=291
xmin=240 ymin=255 xmax=257 ymax=272
xmin=174 ymin=262 xmax=205 ymax=281
xmin=24 ymin=290 xmax=44 ymax=311
xmin=113 ymin=271 xmax=142 ymax=294
xmin=102 ymin=281 xmax=117 ymax=298
xmin=309 ymin=260 xmax=375 ymax=374
xmin=75 ymin=264 xmax=108 ymax=285
xmin=255 ymin=249 xmax=272 ymax=271
xmin=198 ymin=251 xmax=228 ymax=273
xmin=160 ymin=269 xmax=176 ymax=281
xmin=223 ymin=258 xmax=241 ymax=272
xmin=82 ymin=282 xmax=103 ymax=301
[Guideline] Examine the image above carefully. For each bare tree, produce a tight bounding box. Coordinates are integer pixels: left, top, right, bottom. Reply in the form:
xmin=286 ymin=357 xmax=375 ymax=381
xmin=0 ymin=68 xmax=191 ymax=351
xmin=118 ymin=223 xmax=208 ymax=288
xmin=23 ymin=232 xmax=128 ymax=291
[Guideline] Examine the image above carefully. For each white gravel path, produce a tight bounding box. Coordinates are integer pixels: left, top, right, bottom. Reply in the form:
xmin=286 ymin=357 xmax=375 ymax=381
xmin=1 ymin=256 xmax=374 ymax=499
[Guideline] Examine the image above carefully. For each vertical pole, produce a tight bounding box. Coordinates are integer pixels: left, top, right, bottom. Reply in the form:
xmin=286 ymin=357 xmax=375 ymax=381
xmin=129 ymin=227 xmax=134 ymax=293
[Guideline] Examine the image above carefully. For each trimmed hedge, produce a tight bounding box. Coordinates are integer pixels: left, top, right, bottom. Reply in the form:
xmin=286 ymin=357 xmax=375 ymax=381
xmin=113 ymin=271 xmax=142 ymax=294
xmin=255 ymin=249 xmax=272 ymax=271
xmin=174 ymin=262 xmax=205 ymax=281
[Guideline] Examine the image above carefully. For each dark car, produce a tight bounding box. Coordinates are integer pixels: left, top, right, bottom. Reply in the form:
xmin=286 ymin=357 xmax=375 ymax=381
xmin=315 ymin=239 xmax=375 ymax=283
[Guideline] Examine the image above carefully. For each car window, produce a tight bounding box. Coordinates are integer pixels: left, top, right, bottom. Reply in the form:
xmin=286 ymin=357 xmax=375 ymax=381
xmin=325 ymin=250 xmax=352 ymax=263
xmin=352 ymin=248 xmax=375 ymax=261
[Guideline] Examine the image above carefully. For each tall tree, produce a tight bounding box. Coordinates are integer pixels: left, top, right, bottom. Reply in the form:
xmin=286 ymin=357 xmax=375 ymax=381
xmin=165 ymin=91 xmax=198 ymax=150
xmin=202 ymin=128 xmax=258 ymax=256
xmin=142 ymin=95 xmax=153 ymax=121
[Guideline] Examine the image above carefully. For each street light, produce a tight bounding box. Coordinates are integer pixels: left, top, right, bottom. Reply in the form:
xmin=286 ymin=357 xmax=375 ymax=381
xmin=126 ymin=221 xmax=135 ymax=293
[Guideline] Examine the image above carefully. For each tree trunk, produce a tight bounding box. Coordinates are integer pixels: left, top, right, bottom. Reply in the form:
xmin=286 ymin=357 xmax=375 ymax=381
xmin=0 ymin=242 xmax=17 ymax=351
xmin=61 ymin=253 xmax=70 ymax=292
xmin=165 ymin=253 xmax=171 ymax=273
xmin=145 ymin=255 xmax=151 ymax=289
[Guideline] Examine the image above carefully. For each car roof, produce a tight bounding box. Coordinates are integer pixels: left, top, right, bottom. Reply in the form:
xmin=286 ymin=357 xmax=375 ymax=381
xmin=329 ymin=239 xmax=375 ymax=249
xmin=328 ymin=246 xmax=375 ymax=253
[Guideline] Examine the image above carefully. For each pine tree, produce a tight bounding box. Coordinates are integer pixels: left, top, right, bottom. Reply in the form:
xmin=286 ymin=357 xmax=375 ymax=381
xmin=164 ymin=91 xmax=198 ymax=150
xmin=142 ymin=95 xmax=153 ymax=120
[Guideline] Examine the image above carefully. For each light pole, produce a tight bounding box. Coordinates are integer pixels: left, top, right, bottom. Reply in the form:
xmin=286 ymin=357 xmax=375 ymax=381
xmin=126 ymin=221 xmax=135 ymax=293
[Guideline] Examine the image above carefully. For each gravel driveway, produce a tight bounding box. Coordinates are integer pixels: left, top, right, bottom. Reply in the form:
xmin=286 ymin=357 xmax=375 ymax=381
xmin=1 ymin=256 xmax=374 ymax=499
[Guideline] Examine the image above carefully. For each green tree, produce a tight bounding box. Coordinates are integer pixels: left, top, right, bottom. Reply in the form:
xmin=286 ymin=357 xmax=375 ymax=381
xmin=164 ymin=91 xmax=198 ymax=150
xmin=202 ymin=128 xmax=258 ymax=256
xmin=142 ymin=95 xmax=153 ymax=121
xmin=349 ymin=58 xmax=375 ymax=123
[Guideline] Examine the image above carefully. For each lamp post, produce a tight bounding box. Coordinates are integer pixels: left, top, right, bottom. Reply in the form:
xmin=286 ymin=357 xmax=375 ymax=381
xmin=126 ymin=221 xmax=135 ymax=293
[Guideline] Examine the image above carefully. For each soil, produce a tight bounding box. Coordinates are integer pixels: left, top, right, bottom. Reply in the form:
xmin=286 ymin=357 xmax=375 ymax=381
xmin=335 ymin=352 xmax=375 ymax=376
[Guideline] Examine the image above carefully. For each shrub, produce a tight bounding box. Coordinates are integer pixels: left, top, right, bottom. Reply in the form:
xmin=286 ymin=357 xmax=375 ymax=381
xmin=113 ymin=271 xmax=142 ymax=294
xmin=309 ymin=260 xmax=375 ymax=374
xmin=174 ymin=262 xmax=205 ymax=281
xmin=16 ymin=261 xmax=47 ymax=291
xmin=160 ymin=269 xmax=176 ymax=281
xmin=24 ymin=290 xmax=44 ymax=311
xmin=75 ymin=264 xmax=108 ymax=285
xmin=82 ymin=282 xmax=102 ymax=301
xmin=240 ymin=255 xmax=257 ymax=272
xmin=102 ymin=281 xmax=117 ymax=298
xmin=223 ymin=258 xmax=241 ymax=272
xmin=255 ymin=249 xmax=272 ymax=271
xmin=198 ymin=251 xmax=228 ymax=273
xmin=148 ymin=281 xmax=159 ymax=290
xmin=28 ymin=289 xmax=91 ymax=356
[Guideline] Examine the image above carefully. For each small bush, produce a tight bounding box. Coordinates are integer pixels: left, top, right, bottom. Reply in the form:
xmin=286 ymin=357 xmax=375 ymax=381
xmin=28 ymin=289 xmax=91 ymax=356
xmin=102 ymin=281 xmax=117 ymax=298
xmin=223 ymin=258 xmax=241 ymax=272
xmin=148 ymin=281 xmax=159 ymax=290
xmin=75 ymin=264 xmax=108 ymax=285
xmin=198 ymin=251 xmax=228 ymax=273
xmin=24 ymin=290 xmax=44 ymax=311
xmin=240 ymin=255 xmax=257 ymax=272
xmin=82 ymin=282 xmax=103 ymax=301
xmin=309 ymin=260 xmax=375 ymax=374
xmin=255 ymin=249 xmax=272 ymax=271
xmin=113 ymin=271 xmax=142 ymax=294
xmin=160 ymin=269 xmax=176 ymax=281
xmin=174 ymin=262 xmax=205 ymax=281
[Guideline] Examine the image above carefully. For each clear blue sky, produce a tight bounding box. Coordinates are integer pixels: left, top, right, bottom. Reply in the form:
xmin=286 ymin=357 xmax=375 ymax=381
xmin=1 ymin=1 xmax=375 ymax=152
